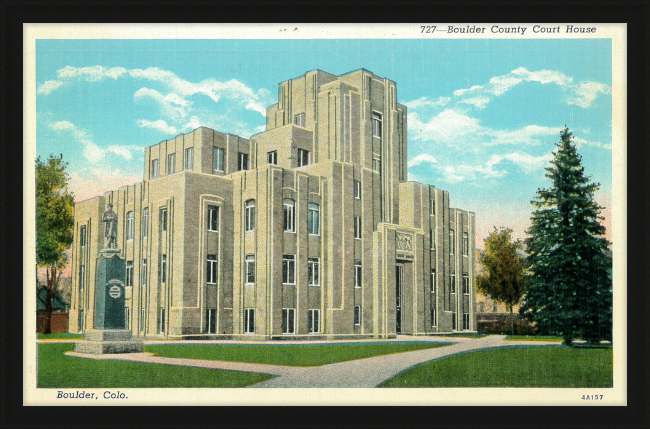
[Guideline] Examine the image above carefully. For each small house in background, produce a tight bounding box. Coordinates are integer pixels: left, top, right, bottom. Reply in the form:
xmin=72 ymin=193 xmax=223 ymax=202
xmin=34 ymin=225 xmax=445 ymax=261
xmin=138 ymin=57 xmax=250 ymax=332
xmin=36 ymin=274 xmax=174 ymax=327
xmin=36 ymin=286 xmax=70 ymax=333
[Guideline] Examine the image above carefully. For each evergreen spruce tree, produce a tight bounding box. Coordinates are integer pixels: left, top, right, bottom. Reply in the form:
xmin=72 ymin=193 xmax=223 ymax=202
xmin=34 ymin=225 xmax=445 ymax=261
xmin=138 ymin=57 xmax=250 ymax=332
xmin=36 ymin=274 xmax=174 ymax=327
xmin=521 ymin=127 xmax=612 ymax=345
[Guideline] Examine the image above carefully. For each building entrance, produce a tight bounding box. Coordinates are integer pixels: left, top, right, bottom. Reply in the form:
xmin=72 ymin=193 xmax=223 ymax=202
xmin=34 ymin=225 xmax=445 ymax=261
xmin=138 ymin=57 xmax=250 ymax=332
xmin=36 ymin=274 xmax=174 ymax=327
xmin=396 ymin=264 xmax=403 ymax=334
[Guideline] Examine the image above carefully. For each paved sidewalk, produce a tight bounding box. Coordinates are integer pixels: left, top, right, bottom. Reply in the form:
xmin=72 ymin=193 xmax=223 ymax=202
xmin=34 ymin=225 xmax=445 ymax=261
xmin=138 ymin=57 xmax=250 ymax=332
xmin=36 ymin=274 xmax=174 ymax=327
xmin=65 ymin=335 xmax=562 ymax=388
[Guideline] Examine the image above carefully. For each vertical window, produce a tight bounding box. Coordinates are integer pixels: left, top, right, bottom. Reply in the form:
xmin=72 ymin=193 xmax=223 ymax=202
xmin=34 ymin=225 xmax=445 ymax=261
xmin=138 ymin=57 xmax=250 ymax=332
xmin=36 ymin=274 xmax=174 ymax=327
xmin=354 ymin=180 xmax=361 ymax=199
xmin=244 ymin=308 xmax=255 ymax=333
xmin=308 ymin=203 xmax=320 ymax=235
xmin=159 ymin=254 xmax=167 ymax=284
xmin=431 ymin=306 xmax=436 ymax=327
xmin=150 ymin=159 xmax=159 ymax=178
xmin=140 ymin=308 xmax=146 ymax=333
xmin=141 ymin=259 xmax=147 ymax=285
xmin=184 ymin=147 xmax=194 ymax=170
xmin=244 ymin=200 xmax=255 ymax=232
xmin=124 ymin=307 xmax=130 ymax=328
xmin=158 ymin=308 xmax=166 ymax=334
xmin=463 ymin=312 xmax=470 ymax=330
xmin=206 ymin=308 xmax=217 ymax=334
xmin=208 ymin=205 xmax=219 ymax=232
xmin=452 ymin=312 xmax=457 ymax=330
xmin=79 ymin=265 xmax=85 ymax=290
xmin=308 ymin=257 xmax=320 ymax=286
xmin=450 ymin=274 xmax=456 ymax=294
xmin=207 ymin=254 xmax=218 ymax=284
xmin=463 ymin=232 xmax=469 ymax=256
xmin=167 ymin=153 xmax=175 ymax=174
xmin=354 ymin=306 xmax=361 ymax=326
xmin=430 ymin=198 xmax=436 ymax=215
xmin=267 ymin=150 xmax=278 ymax=165
xmin=245 ymin=255 xmax=255 ymax=284
xmin=79 ymin=309 xmax=84 ymax=331
xmin=430 ymin=228 xmax=435 ymax=250
xmin=282 ymin=254 xmax=295 ymax=284
xmin=126 ymin=261 xmax=134 ymax=287
xmin=430 ymin=269 xmax=436 ymax=293
xmin=372 ymin=112 xmax=382 ymax=138
xmin=159 ymin=208 xmax=168 ymax=232
xmin=283 ymin=199 xmax=296 ymax=232
xmin=308 ymin=309 xmax=320 ymax=333
xmin=141 ymin=208 xmax=149 ymax=238
xmin=297 ymin=148 xmax=309 ymax=167
xmin=463 ymin=275 xmax=469 ymax=294
xmin=282 ymin=308 xmax=296 ymax=334
xmin=354 ymin=262 xmax=362 ymax=288
xmin=372 ymin=156 xmax=381 ymax=173
xmin=238 ymin=152 xmax=249 ymax=171
xmin=213 ymin=147 xmax=225 ymax=172
xmin=79 ymin=225 xmax=87 ymax=249
xmin=354 ymin=216 xmax=361 ymax=239
xmin=449 ymin=229 xmax=455 ymax=255
xmin=293 ymin=112 xmax=305 ymax=128
xmin=126 ymin=211 xmax=135 ymax=240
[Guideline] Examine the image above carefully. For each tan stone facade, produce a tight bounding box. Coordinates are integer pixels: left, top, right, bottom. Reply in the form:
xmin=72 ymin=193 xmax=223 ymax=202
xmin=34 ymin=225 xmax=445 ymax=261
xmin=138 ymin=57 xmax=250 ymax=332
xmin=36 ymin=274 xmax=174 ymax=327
xmin=70 ymin=69 xmax=477 ymax=339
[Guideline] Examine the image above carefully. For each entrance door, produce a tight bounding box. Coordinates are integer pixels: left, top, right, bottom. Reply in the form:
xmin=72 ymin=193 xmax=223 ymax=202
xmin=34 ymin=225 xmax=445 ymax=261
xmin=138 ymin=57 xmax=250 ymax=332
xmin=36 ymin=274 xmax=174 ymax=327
xmin=396 ymin=265 xmax=403 ymax=334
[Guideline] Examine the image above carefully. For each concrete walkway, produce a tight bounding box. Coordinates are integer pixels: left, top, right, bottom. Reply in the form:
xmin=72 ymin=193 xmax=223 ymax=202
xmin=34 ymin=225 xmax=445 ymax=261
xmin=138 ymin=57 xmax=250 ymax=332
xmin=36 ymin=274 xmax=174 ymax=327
xmin=65 ymin=335 xmax=562 ymax=388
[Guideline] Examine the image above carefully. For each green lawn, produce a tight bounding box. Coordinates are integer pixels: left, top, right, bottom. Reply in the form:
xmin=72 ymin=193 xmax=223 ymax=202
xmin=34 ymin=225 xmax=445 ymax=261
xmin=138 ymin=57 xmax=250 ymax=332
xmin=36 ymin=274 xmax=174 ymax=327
xmin=38 ymin=343 xmax=274 ymax=388
xmin=37 ymin=332 xmax=85 ymax=340
xmin=146 ymin=342 xmax=451 ymax=367
xmin=505 ymin=335 xmax=564 ymax=342
xmin=379 ymin=346 xmax=613 ymax=388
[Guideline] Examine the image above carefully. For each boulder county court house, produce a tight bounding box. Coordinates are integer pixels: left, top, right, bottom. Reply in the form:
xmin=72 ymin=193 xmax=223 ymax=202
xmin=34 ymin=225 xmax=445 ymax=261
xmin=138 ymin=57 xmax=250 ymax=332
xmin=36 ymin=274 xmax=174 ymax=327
xmin=70 ymin=68 xmax=477 ymax=340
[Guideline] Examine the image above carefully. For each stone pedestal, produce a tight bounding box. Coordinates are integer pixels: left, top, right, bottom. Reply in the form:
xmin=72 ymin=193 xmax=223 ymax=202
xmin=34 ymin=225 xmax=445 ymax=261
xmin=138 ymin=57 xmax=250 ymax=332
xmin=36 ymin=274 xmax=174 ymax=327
xmin=75 ymin=329 xmax=144 ymax=354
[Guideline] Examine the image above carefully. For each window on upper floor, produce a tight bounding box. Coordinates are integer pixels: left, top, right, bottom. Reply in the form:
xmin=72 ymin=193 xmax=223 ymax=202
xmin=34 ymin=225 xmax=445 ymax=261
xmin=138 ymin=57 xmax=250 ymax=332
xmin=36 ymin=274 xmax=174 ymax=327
xmin=294 ymin=113 xmax=306 ymax=128
xmin=354 ymin=216 xmax=361 ymax=239
xmin=267 ymin=150 xmax=278 ymax=165
xmin=283 ymin=199 xmax=295 ymax=232
xmin=150 ymin=159 xmax=160 ymax=178
xmin=354 ymin=306 xmax=361 ymax=326
xmin=430 ymin=228 xmax=435 ymax=250
xmin=463 ymin=232 xmax=469 ymax=256
xmin=238 ymin=152 xmax=249 ymax=171
xmin=213 ymin=147 xmax=225 ymax=172
xmin=282 ymin=254 xmax=296 ymax=285
xmin=208 ymin=205 xmax=219 ymax=232
xmin=449 ymin=229 xmax=455 ymax=255
xmin=244 ymin=200 xmax=255 ymax=232
xmin=167 ymin=153 xmax=175 ymax=174
xmin=354 ymin=261 xmax=362 ymax=288
xmin=141 ymin=259 xmax=147 ymax=286
xmin=79 ymin=225 xmax=86 ymax=248
xmin=184 ymin=147 xmax=194 ymax=170
xmin=372 ymin=112 xmax=382 ymax=138
xmin=126 ymin=211 xmax=135 ymax=240
xmin=297 ymin=148 xmax=309 ymax=167
xmin=245 ymin=255 xmax=255 ymax=284
xmin=207 ymin=254 xmax=218 ymax=284
xmin=308 ymin=257 xmax=320 ymax=286
xmin=430 ymin=269 xmax=436 ymax=293
xmin=372 ymin=156 xmax=381 ymax=173
xmin=141 ymin=208 xmax=149 ymax=238
xmin=159 ymin=208 xmax=168 ymax=232
xmin=430 ymin=198 xmax=436 ymax=215
xmin=354 ymin=180 xmax=361 ymax=199
xmin=450 ymin=274 xmax=456 ymax=294
xmin=463 ymin=275 xmax=469 ymax=295
xmin=308 ymin=203 xmax=320 ymax=235
xmin=159 ymin=254 xmax=167 ymax=284
xmin=126 ymin=261 xmax=134 ymax=287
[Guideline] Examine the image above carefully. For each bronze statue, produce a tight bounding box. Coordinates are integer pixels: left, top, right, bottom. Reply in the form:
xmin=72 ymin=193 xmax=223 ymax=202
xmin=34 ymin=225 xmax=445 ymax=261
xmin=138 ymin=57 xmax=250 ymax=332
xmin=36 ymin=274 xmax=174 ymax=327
xmin=102 ymin=204 xmax=118 ymax=248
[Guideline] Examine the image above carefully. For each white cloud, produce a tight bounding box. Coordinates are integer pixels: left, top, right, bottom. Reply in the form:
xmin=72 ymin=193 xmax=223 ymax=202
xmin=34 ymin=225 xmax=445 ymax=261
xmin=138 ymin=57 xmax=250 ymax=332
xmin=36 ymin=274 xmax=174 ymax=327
xmin=57 ymin=65 xmax=127 ymax=81
xmin=409 ymin=109 xmax=482 ymax=144
xmin=453 ymin=85 xmax=483 ymax=97
xmin=68 ymin=167 xmax=141 ymax=202
xmin=37 ymin=80 xmax=64 ymax=95
xmin=137 ymin=119 xmax=178 ymax=135
xmin=133 ymin=87 xmax=190 ymax=121
xmin=566 ymin=81 xmax=611 ymax=108
xmin=404 ymin=96 xmax=450 ymax=109
xmin=511 ymin=67 xmax=573 ymax=86
xmin=488 ymin=125 xmax=561 ymax=146
xmin=572 ymin=136 xmax=612 ymax=150
xmin=458 ymin=96 xmax=491 ymax=109
xmin=407 ymin=153 xmax=437 ymax=168
xmin=487 ymin=75 xmax=523 ymax=96
xmin=50 ymin=120 xmax=136 ymax=163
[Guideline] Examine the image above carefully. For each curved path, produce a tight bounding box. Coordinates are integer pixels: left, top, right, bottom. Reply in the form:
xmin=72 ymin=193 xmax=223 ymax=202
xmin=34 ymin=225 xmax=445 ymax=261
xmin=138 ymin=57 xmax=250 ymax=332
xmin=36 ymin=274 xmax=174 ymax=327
xmin=65 ymin=335 xmax=561 ymax=388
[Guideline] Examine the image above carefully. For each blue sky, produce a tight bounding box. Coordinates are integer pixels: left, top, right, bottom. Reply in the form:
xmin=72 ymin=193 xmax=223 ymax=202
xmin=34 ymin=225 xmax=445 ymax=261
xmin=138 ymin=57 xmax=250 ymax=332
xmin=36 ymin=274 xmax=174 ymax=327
xmin=36 ymin=38 xmax=613 ymax=245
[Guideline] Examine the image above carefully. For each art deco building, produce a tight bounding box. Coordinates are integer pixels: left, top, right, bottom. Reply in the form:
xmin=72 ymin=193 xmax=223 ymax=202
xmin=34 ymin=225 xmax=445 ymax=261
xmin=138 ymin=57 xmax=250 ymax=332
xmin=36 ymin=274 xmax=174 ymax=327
xmin=70 ymin=68 xmax=477 ymax=340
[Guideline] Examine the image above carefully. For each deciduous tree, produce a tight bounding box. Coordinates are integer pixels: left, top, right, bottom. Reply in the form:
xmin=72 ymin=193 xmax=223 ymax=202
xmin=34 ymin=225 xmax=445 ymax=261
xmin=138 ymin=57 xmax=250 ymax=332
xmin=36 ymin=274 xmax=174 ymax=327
xmin=521 ymin=127 xmax=612 ymax=345
xmin=476 ymin=227 xmax=527 ymax=315
xmin=36 ymin=155 xmax=75 ymax=333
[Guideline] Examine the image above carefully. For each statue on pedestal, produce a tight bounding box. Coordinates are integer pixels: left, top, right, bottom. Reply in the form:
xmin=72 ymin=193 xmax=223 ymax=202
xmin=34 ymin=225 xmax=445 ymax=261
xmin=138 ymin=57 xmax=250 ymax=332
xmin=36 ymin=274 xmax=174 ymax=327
xmin=102 ymin=204 xmax=118 ymax=249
